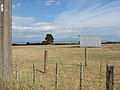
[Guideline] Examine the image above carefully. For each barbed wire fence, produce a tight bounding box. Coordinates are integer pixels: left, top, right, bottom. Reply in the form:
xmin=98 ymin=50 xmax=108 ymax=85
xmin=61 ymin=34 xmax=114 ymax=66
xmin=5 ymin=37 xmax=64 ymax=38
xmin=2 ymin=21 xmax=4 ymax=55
xmin=11 ymin=53 xmax=120 ymax=90
xmin=10 ymin=49 xmax=120 ymax=90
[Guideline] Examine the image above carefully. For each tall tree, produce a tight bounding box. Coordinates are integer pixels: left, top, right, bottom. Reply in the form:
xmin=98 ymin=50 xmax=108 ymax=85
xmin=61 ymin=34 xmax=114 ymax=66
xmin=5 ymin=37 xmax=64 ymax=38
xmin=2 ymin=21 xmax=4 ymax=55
xmin=45 ymin=34 xmax=54 ymax=45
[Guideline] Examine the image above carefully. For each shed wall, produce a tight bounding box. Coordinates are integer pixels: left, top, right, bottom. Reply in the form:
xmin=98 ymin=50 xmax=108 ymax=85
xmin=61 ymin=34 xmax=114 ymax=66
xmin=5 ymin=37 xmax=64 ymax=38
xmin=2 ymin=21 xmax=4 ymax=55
xmin=80 ymin=35 xmax=101 ymax=48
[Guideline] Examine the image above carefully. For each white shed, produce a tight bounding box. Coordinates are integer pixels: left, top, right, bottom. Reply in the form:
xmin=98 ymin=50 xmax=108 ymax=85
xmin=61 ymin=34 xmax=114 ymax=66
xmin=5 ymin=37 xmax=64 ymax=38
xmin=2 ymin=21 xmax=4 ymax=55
xmin=80 ymin=35 xmax=101 ymax=48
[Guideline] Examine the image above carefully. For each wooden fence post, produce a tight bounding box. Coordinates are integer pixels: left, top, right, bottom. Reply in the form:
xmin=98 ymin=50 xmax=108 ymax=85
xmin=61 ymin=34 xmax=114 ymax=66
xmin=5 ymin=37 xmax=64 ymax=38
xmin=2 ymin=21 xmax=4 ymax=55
xmin=15 ymin=60 xmax=19 ymax=89
xmin=55 ymin=63 xmax=58 ymax=90
xmin=85 ymin=48 xmax=87 ymax=66
xmin=44 ymin=50 xmax=48 ymax=75
xmin=99 ymin=59 xmax=102 ymax=90
xmin=106 ymin=64 xmax=114 ymax=90
xmin=80 ymin=63 xmax=83 ymax=90
xmin=15 ymin=60 xmax=18 ymax=80
xmin=33 ymin=61 xmax=36 ymax=85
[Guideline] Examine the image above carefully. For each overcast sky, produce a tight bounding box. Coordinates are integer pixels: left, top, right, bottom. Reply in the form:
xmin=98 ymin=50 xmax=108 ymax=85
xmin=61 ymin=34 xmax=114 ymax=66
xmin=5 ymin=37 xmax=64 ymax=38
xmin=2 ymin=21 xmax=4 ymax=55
xmin=12 ymin=0 xmax=120 ymax=43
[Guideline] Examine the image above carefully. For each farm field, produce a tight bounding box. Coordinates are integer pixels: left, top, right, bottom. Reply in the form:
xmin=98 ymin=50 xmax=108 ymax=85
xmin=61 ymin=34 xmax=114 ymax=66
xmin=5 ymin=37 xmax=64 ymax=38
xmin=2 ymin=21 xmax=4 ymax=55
xmin=12 ymin=44 xmax=120 ymax=90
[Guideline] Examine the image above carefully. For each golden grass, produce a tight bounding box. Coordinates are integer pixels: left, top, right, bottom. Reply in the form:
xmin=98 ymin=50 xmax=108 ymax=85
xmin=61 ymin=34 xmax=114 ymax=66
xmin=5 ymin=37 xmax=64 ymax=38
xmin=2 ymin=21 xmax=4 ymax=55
xmin=12 ymin=44 xmax=120 ymax=90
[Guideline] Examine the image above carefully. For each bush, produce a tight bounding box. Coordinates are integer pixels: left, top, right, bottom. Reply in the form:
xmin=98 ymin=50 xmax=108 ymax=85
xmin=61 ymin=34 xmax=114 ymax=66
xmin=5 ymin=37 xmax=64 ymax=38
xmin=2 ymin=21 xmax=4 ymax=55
xmin=42 ymin=41 xmax=48 ymax=45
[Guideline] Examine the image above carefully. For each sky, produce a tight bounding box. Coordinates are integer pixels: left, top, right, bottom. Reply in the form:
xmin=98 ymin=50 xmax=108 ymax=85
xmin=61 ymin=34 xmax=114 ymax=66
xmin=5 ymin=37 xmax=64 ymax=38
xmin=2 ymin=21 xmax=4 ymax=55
xmin=12 ymin=0 xmax=120 ymax=43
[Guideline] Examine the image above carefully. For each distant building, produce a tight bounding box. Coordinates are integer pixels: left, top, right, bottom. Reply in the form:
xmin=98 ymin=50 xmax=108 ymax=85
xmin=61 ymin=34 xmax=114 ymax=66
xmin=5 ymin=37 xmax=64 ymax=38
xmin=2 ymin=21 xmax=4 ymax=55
xmin=80 ymin=35 xmax=101 ymax=48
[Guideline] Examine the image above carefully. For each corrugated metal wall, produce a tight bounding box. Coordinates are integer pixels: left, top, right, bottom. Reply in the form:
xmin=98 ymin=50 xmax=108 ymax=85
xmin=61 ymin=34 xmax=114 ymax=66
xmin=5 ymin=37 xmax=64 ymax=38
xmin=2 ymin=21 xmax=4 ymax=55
xmin=80 ymin=35 xmax=101 ymax=48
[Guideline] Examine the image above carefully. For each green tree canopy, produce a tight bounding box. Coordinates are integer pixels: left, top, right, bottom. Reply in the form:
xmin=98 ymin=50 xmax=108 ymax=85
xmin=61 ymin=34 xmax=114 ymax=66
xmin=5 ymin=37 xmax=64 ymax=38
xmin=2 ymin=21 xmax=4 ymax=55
xmin=45 ymin=34 xmax=54 ymax=45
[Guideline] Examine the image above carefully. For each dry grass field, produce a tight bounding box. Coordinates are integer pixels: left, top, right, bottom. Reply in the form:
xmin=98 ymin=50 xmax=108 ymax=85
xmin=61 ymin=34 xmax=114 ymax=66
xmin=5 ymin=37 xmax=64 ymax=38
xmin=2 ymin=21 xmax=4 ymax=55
xmin=12 ymin=44 xmax=120 ymax=90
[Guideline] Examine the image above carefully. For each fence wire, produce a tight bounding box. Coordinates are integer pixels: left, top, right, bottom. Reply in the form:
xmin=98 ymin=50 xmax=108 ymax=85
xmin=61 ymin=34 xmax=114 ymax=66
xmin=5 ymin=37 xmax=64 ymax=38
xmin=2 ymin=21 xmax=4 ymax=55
xmin=10 ymin=44 xmax=120 ymax=90
xmin=9 ymin=60 xmax=120 ymax=90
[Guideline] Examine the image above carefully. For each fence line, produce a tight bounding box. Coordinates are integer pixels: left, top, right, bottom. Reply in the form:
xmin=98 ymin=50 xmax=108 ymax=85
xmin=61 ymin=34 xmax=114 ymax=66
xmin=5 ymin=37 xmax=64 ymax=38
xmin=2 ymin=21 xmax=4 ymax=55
xmin=0 ymin=60 xmax=119 ymax=90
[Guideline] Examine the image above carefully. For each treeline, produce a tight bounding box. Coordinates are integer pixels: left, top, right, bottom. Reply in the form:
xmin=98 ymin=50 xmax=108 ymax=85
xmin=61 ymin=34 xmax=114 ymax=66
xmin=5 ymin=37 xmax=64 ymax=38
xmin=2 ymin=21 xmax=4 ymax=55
xmin=12 ymin=42 xmax=79 ymax=46
xmin=102 ymin=41 xmax=120 ymax=44
xmin=12 ymin=42 xmax=42 ymax=46
xmin=12 ymin=41 xmax=120 ymax=46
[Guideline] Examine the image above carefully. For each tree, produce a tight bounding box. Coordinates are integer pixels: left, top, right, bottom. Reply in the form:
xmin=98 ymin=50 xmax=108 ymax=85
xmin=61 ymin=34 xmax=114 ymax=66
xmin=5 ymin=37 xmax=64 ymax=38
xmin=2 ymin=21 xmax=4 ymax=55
xmin=45 ymin=34 xmax=54 ymax=45
xmin=26 ymin=42 xmax=30 ymax=45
